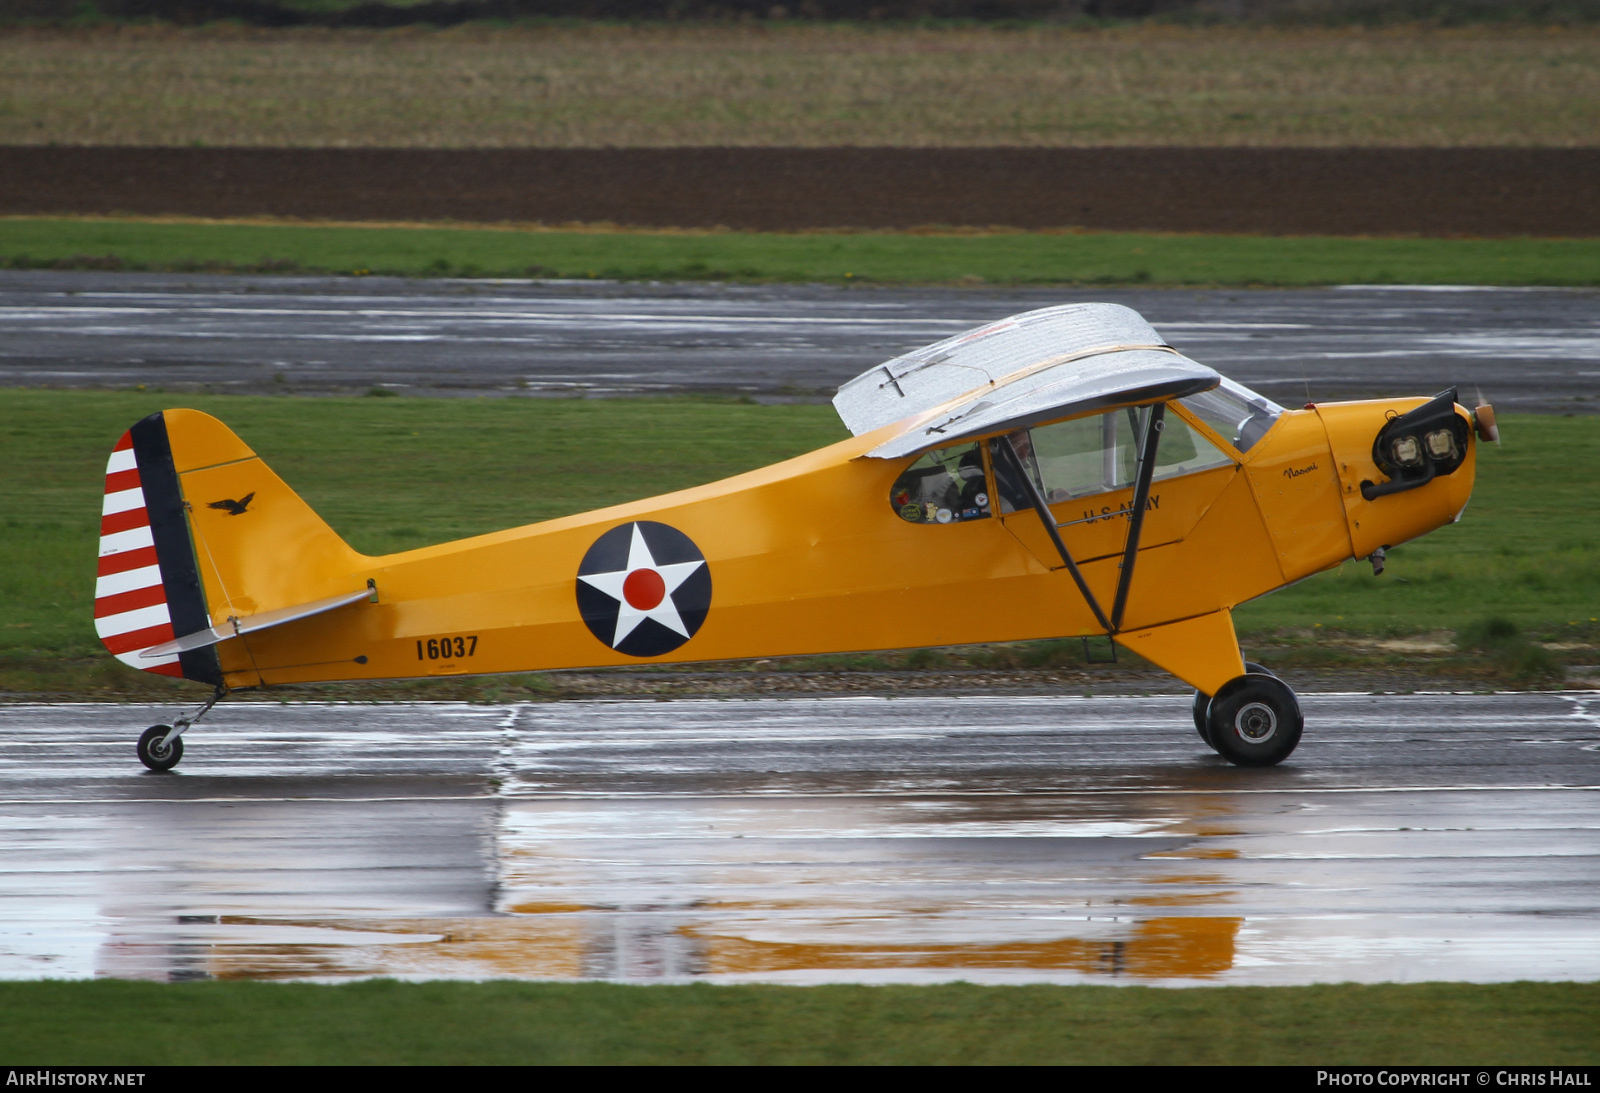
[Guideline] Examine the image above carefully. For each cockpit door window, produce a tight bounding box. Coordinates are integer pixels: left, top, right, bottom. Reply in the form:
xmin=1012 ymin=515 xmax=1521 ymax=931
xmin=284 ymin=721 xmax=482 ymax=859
xmin=993 ymin=405 xmax=1234 ymax=513
xmin=889 ymin=441 xmax=993 ymax=525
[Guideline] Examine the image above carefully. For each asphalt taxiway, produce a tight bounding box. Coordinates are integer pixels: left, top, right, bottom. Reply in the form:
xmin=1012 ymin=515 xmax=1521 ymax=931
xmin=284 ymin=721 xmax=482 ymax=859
xmin=4 ymin=693 xmax=1597 ymax=985
xmin=1 ymin=273 xmax=1596 ymax=411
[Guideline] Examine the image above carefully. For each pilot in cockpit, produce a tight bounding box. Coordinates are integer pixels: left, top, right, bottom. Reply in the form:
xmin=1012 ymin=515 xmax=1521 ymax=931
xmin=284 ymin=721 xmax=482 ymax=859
xmin=992 ymin=428 xmax=1073 ymax=512
xmin=889 ymin=441 xmax=992 ymax=524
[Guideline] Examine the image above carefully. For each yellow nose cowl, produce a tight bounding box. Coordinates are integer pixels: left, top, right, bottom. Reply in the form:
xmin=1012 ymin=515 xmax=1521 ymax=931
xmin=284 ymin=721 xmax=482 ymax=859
xmin=1313 ymin=397 xmax=1479 ymax=560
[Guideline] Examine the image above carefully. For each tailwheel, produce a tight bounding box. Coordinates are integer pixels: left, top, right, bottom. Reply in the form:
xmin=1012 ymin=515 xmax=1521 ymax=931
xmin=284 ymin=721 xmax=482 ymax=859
xmin=137 ymin=724 xmax=184 ymax=772
xmin=1193 ymin=662 xmax=1274 ymax=748
xmin=1205 ymin=672 xmax=1302 ymax=767
xmin=134 ymin=686 xmax=226 ymax=771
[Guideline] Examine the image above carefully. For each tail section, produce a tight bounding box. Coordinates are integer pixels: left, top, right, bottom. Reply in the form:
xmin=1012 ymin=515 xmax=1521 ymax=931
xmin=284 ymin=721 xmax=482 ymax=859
xmin=95 ymin=410 xmax=365 ymax=685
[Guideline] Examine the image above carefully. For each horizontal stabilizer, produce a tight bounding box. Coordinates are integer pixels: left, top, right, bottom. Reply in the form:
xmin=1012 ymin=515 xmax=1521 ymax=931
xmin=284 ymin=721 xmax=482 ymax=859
xmin=141 ymin=587 xmax=371 ymax=659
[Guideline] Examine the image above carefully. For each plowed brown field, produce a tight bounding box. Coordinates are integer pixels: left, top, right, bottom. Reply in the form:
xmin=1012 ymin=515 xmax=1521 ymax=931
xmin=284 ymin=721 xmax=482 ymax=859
xmin=5 ymin=147 xmax=1597 ymax=235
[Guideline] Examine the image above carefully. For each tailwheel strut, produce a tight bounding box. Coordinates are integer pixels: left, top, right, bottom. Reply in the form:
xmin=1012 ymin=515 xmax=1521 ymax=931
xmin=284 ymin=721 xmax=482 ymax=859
xmin=137 ymin=686 xmax=227 ymax=772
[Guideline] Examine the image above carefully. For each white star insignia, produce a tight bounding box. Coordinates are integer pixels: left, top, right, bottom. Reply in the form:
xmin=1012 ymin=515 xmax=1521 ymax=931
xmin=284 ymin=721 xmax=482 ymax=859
xmin=577 ymin=523 xmax=707 ymax=648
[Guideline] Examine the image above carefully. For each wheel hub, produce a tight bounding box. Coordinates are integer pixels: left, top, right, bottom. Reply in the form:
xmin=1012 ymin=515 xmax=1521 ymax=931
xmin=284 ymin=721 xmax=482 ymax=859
xmin=1233 ymin=701 xmax=1278 ymax=744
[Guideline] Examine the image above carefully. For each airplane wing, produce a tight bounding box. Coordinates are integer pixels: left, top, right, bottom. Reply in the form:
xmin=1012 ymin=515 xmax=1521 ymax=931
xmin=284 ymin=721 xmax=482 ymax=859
xmin=833 ymin=303 xmax=1219 ymax=460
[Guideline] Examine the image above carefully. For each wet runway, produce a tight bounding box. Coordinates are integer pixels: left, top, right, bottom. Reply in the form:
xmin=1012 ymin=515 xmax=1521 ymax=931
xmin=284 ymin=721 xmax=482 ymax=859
xmin=1 ymin=272 xmax=1597 ymax=411
xmin=4 ymin=693 xmax=1598 ymax=985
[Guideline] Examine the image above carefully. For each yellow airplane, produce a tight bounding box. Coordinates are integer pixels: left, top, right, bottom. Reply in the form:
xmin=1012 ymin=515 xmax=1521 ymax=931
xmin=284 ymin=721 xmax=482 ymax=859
xmin=94 ymin=303 xmax=1494 ymax=771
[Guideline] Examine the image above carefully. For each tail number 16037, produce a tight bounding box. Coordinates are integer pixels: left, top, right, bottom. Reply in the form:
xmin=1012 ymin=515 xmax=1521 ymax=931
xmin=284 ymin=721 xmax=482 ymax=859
xmin=417 ymin=635 xmax=478 ymax=660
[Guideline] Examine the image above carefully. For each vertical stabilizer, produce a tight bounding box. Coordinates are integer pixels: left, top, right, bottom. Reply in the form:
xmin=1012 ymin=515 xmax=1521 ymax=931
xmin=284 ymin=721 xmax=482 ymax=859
xmin=94 ymin=409 xmax=366 ymax=688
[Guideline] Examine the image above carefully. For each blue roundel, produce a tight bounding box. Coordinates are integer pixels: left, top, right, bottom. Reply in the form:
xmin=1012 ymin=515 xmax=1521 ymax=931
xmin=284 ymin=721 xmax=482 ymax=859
xmin=575 ymin=521 xmax=711 ymax=657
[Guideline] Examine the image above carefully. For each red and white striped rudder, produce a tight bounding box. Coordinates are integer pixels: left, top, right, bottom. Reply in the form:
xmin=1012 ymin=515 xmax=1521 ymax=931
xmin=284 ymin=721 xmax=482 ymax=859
xmin=93 ymin=430 xmax=186 ymax=677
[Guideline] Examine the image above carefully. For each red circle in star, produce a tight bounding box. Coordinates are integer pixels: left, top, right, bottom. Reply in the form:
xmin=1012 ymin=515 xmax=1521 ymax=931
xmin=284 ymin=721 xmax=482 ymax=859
xmin=622 ymin=568 xmax=666 ymax=610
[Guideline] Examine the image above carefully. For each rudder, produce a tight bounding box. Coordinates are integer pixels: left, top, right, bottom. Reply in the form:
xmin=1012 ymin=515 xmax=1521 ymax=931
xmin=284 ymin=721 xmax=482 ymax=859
xmin=95 ymin=415 xmax=219 ymax=682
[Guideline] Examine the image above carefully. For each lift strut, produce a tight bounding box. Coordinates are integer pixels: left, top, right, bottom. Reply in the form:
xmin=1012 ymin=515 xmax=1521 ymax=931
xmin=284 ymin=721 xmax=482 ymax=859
xmin=1111 ymin=403 xmax=1164 ymax=631
xmin=993 ymin=402 xmax=1165 ymax=638
xmin=994 ymin=434 xmax=1113 ymax=634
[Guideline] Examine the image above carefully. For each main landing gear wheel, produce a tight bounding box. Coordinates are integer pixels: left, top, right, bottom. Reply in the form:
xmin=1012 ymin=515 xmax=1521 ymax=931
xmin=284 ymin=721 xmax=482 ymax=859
xmin=137 ymin=724 xmax=183 ymax=772
xmin=1192 ymin=689 xmax=1211 ymax=743
xmin=1205 ymin=672 xmax=1303 ymax=767
xmin=1193 ymin=661 xmax=1274 ymax=746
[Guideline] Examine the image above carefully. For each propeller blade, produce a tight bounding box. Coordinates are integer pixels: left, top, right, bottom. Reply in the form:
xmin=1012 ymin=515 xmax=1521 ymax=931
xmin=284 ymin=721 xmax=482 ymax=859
xmin=1472 ymin=387 xmax=1500 ymax=445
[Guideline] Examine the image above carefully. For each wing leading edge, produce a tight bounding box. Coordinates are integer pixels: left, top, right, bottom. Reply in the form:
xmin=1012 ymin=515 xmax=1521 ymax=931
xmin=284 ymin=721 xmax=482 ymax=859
xmin=833 ymin=303 xmax=1219 ymax=460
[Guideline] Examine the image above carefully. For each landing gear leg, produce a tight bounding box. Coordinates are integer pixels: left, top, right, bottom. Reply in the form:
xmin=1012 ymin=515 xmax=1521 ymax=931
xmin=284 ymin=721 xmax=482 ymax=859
xmin=136 ymin=686 xmax=226 ymax=772
xmin=1193 ymin=661 xmax=1274 ymax=749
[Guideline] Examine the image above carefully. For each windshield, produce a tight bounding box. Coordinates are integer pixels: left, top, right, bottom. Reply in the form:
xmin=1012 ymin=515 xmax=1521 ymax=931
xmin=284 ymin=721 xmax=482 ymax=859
xmin=1177 ymin=378 xmax=1285 ymax=453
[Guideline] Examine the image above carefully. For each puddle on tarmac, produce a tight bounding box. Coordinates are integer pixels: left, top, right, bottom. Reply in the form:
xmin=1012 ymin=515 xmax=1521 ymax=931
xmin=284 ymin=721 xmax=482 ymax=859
xmin=5 ymin=697 xmax=1598 ymax=985
xmin=30 ymin=786 xmax=1597 ymax=985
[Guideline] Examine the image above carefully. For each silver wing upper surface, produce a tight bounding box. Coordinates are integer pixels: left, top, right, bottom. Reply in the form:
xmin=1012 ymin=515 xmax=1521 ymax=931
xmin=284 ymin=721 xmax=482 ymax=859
xmin=833 ymin=303 xmax=1220 ymax=460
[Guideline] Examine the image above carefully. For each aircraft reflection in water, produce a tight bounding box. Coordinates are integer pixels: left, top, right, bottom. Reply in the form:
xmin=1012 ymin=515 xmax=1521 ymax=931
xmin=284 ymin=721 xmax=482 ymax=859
xmin=44 ymin=693 xmax=1597 ymax=987
xmin=93 ymin=303 xmax=1495 ymax=771
xmin=488 ymin=793 xmax=1247 ymax=982
xmin=95 ymin=915 xmax=1243 ymax=984
xmin=88 ymin=788 xmax=1251 ymax=985
xmin=666 ymin=917 xmax=1241 ymax=981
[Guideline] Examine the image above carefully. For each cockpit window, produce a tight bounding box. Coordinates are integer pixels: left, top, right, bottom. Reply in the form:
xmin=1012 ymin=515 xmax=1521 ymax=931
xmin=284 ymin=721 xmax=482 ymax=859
xmin=890 ymin=441 xmax=992 ymax=525
xmin=1178 ymin=379 xmax=1285 ymax=453
xmin=1151 ymin=413 xmax=1236 ymax=480
xmin=993 ymin=405 xmax=1234 ymax=513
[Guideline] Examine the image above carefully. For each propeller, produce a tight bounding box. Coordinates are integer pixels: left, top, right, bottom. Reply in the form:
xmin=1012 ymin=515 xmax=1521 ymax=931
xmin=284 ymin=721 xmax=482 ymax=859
xmin=1472 ymin=387 xmax=1500 ymax=446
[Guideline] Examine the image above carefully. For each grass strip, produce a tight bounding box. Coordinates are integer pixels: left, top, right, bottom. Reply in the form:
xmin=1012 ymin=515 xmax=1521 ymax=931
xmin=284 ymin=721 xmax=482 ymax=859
xmin=1 ymin=390 xmax=1595 ymax=695
xmin=1 ymin=979 xmax=1597 ymax=1064
xmin=4 ymin=217 xmax=1599 ymax=286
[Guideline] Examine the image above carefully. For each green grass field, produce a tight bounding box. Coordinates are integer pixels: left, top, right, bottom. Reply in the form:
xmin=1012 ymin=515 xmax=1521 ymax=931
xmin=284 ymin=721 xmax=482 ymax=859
xmin=1 ymin=979 xmax=1596 ymax=1064
xmin=1 ymin=390 xmax=1594 ymax=696
xmin=6 ymin=217 xmax=1600 ymax=286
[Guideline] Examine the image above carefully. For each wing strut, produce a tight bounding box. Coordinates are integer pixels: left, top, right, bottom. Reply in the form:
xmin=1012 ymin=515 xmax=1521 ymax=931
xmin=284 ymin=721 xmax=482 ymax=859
xmin=995 ymin=402 xmax=1164 ymax=636
xmin=1111 ymin=403 xmax=1164 ymax=631
xmin=994 ymin=435 xmax=1114 ymax=635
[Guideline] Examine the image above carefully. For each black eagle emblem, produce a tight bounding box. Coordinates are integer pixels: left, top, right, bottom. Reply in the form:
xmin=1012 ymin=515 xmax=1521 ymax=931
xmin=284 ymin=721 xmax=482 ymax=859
xmin=208 ymin=492 xmax=256 ymax=516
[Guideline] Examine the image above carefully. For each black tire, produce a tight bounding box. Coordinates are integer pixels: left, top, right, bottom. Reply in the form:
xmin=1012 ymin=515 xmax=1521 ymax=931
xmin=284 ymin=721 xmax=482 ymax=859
xmin=1205 ymin=673 xmax=1303 ymax=768
xmin=1193 ymin=662 xmax=1273 ymax=746
xmin=137 ymin=724 xmax=183 ymax=772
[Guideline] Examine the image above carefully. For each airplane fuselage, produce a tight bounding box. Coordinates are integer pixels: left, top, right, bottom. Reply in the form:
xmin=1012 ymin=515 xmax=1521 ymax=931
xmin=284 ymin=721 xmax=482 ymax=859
xmin=180 ymin=396 xmax=1475 ymax=696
